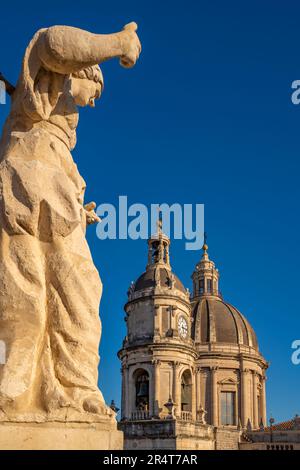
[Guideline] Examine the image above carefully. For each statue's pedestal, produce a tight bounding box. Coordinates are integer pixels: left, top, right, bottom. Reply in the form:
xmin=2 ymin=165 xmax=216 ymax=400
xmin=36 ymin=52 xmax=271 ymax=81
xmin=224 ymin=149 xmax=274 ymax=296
xmin=0 ymin=421 xmax=123 ymax=450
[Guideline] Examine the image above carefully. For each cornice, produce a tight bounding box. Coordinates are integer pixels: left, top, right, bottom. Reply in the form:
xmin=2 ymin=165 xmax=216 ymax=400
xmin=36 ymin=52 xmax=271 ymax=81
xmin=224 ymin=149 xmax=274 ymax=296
xmin=124 ymin=291 xmax=191 ymax=311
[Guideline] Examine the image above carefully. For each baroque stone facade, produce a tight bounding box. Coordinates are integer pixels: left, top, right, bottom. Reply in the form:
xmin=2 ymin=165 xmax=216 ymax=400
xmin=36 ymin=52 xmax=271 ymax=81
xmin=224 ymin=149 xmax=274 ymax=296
xmin=118 ymin=226 xmax=268 ymax=450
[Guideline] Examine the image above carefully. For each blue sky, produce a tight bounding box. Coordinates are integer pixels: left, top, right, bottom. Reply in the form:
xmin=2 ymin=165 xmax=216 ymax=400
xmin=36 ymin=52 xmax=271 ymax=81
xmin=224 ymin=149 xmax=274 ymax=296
xmin=0 ymin=0 xmax=299 ymax=423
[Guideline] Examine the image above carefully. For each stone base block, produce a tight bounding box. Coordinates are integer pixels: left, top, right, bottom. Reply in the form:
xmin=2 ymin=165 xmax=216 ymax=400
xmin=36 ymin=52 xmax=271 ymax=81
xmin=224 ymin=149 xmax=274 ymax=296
xmin=120 ymin=419 xmax=215 ymax=450
xmin=0 ymin=421 xmax=123 ymax=450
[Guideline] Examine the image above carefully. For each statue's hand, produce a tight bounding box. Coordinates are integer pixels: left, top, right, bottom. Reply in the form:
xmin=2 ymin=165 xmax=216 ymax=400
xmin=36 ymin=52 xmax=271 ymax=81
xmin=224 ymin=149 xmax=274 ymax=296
xmin=119 ymin=22 xmax=141 ymax=68
xmin=84 ymin=202 xmax=101 ymax=225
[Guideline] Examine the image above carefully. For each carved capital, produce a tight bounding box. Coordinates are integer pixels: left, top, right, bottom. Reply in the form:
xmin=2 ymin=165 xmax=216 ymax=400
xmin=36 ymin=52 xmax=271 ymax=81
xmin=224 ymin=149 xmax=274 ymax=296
xmin=152 ymin=359 xmax=161 ymax=367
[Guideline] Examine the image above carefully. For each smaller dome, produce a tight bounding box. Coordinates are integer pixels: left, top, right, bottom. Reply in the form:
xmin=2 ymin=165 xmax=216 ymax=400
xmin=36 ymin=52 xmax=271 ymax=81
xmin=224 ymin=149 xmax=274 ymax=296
xmin=134 ymin=267 xmax=186 ymax=294
xmin=192 ymin=297 xmax=258 ymax=350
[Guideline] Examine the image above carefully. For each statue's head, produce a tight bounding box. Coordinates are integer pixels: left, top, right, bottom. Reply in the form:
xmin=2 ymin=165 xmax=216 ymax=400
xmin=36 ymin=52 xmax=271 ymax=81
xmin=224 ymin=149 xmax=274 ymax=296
xmin=71 ymin=65 xmax=103 ymax=108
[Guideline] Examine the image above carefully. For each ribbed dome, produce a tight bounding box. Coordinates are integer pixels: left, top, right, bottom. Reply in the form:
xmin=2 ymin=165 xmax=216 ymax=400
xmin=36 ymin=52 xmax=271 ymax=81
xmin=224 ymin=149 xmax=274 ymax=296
xmin=192 ymin=297 xmax=258 ymax=350
xmin=134 ymin=267 xmax=186 ymax=294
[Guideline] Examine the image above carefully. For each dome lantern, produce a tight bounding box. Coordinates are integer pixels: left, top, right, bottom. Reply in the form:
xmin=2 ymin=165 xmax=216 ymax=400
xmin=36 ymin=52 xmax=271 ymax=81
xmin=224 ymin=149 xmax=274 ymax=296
xmin=146 ymin=211 xmax=170 ymax=270
xmin=127 ymin=210 xmax=189 ymax=300
xmin=191 ymin=234 xmax=220 ymax=299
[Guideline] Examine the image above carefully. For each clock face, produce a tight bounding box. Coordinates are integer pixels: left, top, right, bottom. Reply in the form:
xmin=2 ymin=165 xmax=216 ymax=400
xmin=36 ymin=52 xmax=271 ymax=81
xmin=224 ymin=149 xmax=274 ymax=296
xmin=178 ymin=316 xmax=188 ymax=339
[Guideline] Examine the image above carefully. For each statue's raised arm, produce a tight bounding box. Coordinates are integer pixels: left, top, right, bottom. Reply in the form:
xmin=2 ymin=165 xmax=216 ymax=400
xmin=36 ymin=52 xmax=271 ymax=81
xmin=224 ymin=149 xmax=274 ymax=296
xmin=0 ymin=23 xmax=141 ymax=150
xmin=39 ymin=22 xmax=141 ymax=73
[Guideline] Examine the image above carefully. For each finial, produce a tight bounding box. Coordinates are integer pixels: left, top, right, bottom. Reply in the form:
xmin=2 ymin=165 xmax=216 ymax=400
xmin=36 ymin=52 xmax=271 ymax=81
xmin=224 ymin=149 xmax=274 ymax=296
xmin=164 ymin=396 xmax=176 ymax=419
xmin=259 ymin=418 xmax=265 ymax=431
xmin=157 ymin=207 xmax=163 ymax=238
xmin=202 ymin=231 xmax=208 ymax=252
xmin=110 ymin=399 xmax=120 ymax=414
xmin=246 ymin=418 xmax=252 ymax=431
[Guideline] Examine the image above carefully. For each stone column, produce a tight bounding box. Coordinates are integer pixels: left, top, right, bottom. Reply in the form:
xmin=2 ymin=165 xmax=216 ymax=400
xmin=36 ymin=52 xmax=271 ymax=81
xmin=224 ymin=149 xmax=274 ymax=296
xmin=191 ymin=367 xmax=196 ymax=421
xmin=173 ymin=361 xmax=180 ymax=417
xmin=128 ymin=366 xmax=134 ymax=419
xmin=153 ymin=360 xmax=161 ymax=418
xmin=252 ymin=371 xmax=258 ymax=429
xmin=170 ymin=307 xmax=177 ymax=332
xmin=121 ymin=365 xmax=126 ymax=420
xmin=165 ymin=243 xmax=170 ymax=265
xmin=154 ymin=305 xmax=161 ymax=339
xmin=261 ymin=375 xmax=267 ymax=426
xmin=211 ymin=366 xmax=218 ymax=426
xmin=196 ymin=366 xmax=202 ymax=419
xmin=241 ymin=368 xmax=249 ymax=428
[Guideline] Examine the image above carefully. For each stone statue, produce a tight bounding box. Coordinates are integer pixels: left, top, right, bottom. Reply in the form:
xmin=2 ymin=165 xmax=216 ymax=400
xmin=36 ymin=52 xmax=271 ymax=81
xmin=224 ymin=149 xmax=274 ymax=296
xmin=197 ymin=405 xmax=207 ymax=424
xmin=0 ymin=23 xmax=141 ymax=425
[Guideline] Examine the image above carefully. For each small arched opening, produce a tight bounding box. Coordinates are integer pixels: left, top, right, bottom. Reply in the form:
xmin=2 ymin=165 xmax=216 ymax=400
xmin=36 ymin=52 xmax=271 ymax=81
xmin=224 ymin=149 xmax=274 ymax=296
xmin=134 ymin=369 xmax=150 ymax=412
xmin=181 ymin=369 xmax=192 ymax=412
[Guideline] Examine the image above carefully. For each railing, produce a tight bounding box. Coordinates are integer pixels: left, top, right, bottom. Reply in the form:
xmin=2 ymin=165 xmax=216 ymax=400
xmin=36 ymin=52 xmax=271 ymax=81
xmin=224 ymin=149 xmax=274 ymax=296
xmin=180 ymin=411 xmax=193 ymax=421
xmin=131 ymin=410 xmax=150 ymax=420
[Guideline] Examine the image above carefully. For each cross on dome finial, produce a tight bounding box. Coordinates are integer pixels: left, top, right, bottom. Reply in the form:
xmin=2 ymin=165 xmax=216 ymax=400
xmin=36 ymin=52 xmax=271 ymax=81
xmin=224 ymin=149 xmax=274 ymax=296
xmin=200 ymin=231 xmax=210 ymax=262
xmin=146 ymin=207 xmax=171 ymax=269
xmin=202 ymin=231 xmax=208 ymax=252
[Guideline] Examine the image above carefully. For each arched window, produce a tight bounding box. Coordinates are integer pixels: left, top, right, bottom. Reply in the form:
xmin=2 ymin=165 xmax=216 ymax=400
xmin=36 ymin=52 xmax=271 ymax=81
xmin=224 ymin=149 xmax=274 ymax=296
xmin=151 ymin=241 xmax=160 ymax=264
xmin=134 ymin=369 xmax=149 ymax=411
xmin=181 ymin=370 xmax=192 ymax=412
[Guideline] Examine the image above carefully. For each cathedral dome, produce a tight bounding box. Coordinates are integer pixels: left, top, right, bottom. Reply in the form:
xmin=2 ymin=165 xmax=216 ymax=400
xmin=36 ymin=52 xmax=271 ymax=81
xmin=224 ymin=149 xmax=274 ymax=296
xmin=192 ymin=296 xmax=258 ymax=350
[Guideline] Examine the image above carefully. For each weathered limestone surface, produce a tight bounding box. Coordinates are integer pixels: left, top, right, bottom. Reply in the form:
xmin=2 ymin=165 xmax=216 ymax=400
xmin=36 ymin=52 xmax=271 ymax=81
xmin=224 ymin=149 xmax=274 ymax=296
xmin=121 ymin=420 xmax=215 ymax=450
xmin=0 ymin=421 xmax=123 ymax=450
xmin=214 ymin=428 xmax=241 ymax=450
xmin=0 ymin=23 xmax=141 ymax=449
